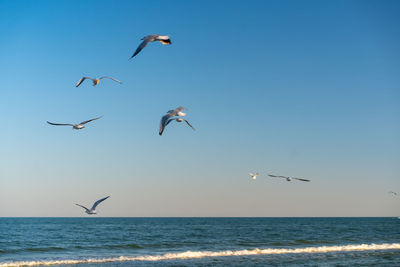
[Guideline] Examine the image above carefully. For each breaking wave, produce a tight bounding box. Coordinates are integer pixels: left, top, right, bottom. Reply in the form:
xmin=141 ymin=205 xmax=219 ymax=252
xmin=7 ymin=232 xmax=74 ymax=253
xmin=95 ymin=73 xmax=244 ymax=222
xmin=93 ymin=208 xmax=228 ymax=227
xmin=1 ymin=243 xmax=399 ymax=266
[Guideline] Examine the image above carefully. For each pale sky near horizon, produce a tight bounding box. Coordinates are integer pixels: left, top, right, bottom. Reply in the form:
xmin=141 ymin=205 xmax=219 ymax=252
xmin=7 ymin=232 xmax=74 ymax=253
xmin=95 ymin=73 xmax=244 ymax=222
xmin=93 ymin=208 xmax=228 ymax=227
xmin=0 ymin=0 xmax=399 ymax=217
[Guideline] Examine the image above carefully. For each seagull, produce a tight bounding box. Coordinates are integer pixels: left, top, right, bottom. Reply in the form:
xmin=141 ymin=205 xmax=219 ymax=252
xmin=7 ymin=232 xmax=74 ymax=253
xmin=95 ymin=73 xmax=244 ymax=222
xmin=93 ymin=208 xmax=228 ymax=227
xmin=47 ymin=116 xmax=102 ymax=130
xmin=249 ymin=172 xmax=259 ymax=180
xmin=75 ymin=196 xmax=110 ymax=215
xmin=159 ymin=107 xmax=194 ymax=136
xmin=268 ymin=174 xmax=310 ymax=182
xmin=130 ymin=35 xmax=172 ymax=59
xmin=75 ymin=76 xmax=122 ymax=87
xmin=389 ymin=191 xmax=398 ymax=196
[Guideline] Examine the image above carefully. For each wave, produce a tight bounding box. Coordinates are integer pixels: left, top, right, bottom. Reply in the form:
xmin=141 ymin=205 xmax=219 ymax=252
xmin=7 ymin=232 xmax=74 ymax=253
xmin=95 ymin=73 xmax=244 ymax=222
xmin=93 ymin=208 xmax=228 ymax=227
xmin=1 ymin=243 xmax=399 ymax=266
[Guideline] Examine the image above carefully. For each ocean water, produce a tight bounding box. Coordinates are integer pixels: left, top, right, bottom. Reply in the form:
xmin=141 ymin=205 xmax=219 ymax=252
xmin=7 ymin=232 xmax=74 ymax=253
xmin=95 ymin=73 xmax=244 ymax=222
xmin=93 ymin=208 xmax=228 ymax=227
xmin=0 ymin=218 xmax=399 ymax=266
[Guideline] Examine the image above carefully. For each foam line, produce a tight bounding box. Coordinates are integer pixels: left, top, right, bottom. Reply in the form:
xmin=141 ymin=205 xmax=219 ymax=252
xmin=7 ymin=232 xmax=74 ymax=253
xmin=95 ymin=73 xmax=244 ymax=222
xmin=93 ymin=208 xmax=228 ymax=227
xmin=1 ymin=243 xmax=399 ymax=266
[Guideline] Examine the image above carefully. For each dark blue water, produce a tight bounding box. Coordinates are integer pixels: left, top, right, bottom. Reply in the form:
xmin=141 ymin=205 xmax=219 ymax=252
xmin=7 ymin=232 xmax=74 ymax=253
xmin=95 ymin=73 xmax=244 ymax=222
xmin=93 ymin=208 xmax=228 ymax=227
xmin=1 ymin=218 xmax=399 ymax=266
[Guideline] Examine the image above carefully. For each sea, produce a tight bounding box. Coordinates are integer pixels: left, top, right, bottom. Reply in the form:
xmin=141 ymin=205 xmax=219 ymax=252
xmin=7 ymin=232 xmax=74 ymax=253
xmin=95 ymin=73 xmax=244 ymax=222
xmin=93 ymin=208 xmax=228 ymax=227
xmin=0 ymin=217 xmax=399 ymax=266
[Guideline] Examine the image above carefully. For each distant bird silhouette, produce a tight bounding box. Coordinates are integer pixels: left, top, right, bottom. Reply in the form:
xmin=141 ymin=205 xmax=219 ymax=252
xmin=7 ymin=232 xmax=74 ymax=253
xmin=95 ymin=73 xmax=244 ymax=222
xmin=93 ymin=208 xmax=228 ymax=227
xmin=75 ymin=196 xmax=110 ymax=215
xmin=249 ymin=172 xmax=259 ymax=180
xmin=389 ymin=191 xmax=398 ymax=196
xmin=47 ymin=116 xmax=102 ymax=130
xmin=268 ymin=174 xmax=310 ymax=182
xmin=75 ymin=76 xmax=121 ymax=87
xmin=130 ymin=35 xmax=172 ymax=59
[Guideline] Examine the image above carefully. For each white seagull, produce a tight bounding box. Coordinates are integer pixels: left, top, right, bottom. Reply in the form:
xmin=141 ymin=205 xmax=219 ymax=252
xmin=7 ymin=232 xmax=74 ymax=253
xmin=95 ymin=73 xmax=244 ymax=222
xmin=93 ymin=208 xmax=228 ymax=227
xmin=389 ymin=191 xmax=398 ymax=196
xmin=75 ymin=196 xmax=110 ymax=215
xmin=268 ymin=174 xmax=310 ymax=182
xmin=249 ymin=172 xmax=259 ymax=180
xmin=159 ymin=107 xmax=194 ymax=135
xmin=47 ymin=116 xmax=102 ymax=130
xmin=130 ymin=35 xmax=172 ymax=59
xmin=75 ymin=76 xmax=122 ymax=87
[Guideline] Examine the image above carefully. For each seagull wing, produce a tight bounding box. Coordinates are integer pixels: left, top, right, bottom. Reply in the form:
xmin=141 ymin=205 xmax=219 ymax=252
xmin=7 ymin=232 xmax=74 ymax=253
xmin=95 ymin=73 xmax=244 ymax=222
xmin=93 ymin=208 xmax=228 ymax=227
xmin=76 ymin=77 xmax=94 ymax=87
xmin=91 ymin=196 xmax=110 ymax=210
xmin=182 ymin=119 xmax=195 ymax=131
xmin=159 ymin=114 xmax=172 ymax=135
xmin=248 ymin=172 xmax=254 ymax=176
xmin=268 ymin=174 xmax=287 ymax=179
xmin=130 ymin=38 xmax=150 ymax=59
xmin=79 ymin=116 xmax=103 ymax=125
xmin=99 ymin=77 xmax=122 ymax=84
xmin=47 ymin=121 xmax=74 ymax=126
xmin=75 ymin=204 xmax=90 ymax=212
xmin=293 ymin=177 xmax=311 ymax=182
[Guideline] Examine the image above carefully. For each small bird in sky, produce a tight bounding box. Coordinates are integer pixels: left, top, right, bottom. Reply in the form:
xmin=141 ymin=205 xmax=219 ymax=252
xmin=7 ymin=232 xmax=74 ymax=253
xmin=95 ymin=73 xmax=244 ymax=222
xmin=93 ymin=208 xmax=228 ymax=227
xmin=268 ymin=174 xmax=310 ymax=182
xmin=389 ymin=191 xmax=398 ymax=196
xmin=130 ymin=35 xmax=172 ymax=59
xmin=159 ymin=107 xmax=194 ymax=136
xmin=75 ymin=196 xmax=110 ymax=215
xmin=47 ymin=116 xmax=102 ymax=130
xmin=75 ymin=76 xmax=122 ymax=87
xmin=249 ymin=172 xmax=259 ymax=180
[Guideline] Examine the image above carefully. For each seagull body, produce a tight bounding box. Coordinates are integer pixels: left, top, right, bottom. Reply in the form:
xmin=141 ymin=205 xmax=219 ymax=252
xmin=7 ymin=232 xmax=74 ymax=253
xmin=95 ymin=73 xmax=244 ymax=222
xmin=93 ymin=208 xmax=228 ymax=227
xmin=130 ymin=35 xmax=172 ymax=59
xmin=268 ymin=174 xmax=310 ymax=182
xmin=75 ymin=196 xmax=110 ymax=215
xmin=159 ymin=107 xmax=194 ymax=135
xmin=47 ymin=116 xmax=102 ymax=130
xmin=249 ymin=172 xmax=259 ymax=180
xmin=167 ymin=106 xmax=187 ymax=117
xmin=389 ymin=191 xmax=398 ymax=196
xmin=75 ymin=76 xmax=121 ymax=87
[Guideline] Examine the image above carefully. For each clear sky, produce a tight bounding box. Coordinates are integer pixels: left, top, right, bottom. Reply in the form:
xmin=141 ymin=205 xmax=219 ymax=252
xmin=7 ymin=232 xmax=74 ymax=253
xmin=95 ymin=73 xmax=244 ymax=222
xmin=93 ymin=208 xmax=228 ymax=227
xmin=0 ymin=0 xmax=399 ymax=217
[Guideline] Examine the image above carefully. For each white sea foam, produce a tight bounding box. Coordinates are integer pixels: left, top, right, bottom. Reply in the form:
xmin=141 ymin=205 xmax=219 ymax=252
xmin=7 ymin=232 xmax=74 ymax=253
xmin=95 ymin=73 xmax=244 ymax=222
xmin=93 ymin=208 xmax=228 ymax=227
xmin=1 ymin=243 xmax=399 ymax=266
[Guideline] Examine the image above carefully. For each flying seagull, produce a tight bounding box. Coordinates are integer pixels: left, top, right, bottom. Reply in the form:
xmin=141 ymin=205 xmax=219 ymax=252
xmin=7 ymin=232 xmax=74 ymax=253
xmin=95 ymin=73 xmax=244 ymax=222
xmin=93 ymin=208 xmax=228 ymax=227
xmin=268 ymin=174 xmax=310 ymax=182
xmin=159 ymin=107 xmax=194 ymax=136
xmin=47 ymin=116 xmax=102 ymax=130
xmin=130 ymin=35 xmax=172 ymax=59
xmin=75 ymin=196 xmax=110 ymax=215
xmin=75 ymin=76 xmax=122 ymax=87
xmin=389 ymin=191 xmax=398 ymax=196
xmin=249 ymin=172 xmax=259 ymax=180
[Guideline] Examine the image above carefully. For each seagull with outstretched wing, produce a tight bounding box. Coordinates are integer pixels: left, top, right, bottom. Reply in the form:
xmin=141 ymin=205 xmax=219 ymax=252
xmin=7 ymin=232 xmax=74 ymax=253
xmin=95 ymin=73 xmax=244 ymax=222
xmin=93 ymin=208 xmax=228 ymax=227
xmin=75 ymin=196 xmax=110 ymax=215
xmin=130 ymin=35 xmax=172 ymax=59
xmin=75 ymin=76 xmax=122 ymax=87
xmin=159 ymin=107 xmax=194 ymax=136
xmin=47 ymin=116 xmax=103 ymax=130
xmin=268 ymin=174 xmax=310 ymax=182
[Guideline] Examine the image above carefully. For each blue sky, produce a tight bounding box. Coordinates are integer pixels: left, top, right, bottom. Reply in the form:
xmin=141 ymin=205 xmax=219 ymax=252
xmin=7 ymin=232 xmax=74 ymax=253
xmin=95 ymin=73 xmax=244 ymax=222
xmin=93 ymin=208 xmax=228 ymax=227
xmin=0 ymin=0 xmax=399 ymax=216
